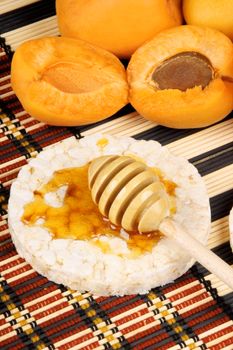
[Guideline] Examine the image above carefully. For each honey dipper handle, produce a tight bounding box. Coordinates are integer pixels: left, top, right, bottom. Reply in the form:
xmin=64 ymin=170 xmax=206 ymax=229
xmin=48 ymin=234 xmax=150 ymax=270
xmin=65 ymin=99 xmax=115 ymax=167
xmin=160 ymin=218 xmax=233 ymax=290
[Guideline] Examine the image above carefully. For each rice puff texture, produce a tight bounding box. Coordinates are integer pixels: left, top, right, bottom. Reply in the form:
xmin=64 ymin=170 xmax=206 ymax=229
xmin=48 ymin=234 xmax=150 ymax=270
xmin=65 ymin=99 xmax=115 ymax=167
xmin=11 ymin=37 xmax=128 ymax=126
xmin=8 ymin=134 xmax=211 ymax=296
xmin=127 ymin=25 xmax=233 ymax=128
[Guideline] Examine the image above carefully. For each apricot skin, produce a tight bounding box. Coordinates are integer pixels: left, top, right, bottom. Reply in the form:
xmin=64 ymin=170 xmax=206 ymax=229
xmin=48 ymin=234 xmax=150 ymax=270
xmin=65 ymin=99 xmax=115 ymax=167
xmin=183 ymin=0 xmax=233 ymax=41
xmin=11 ymin=37 xmax=128 ymax=126
xmin=56 ymin=0 xmax=182 ymax=59
xmin=127 ymin=25 xmax=233 ymax=128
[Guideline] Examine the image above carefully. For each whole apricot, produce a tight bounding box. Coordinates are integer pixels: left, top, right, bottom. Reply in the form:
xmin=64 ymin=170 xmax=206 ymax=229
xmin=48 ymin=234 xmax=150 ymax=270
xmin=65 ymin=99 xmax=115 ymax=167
xmin=56 ymin=0 xmax=182 ymax=59
xmin=11 ymin=37 xmax=128 ymax=126
xmin=127 ymin=25 xmax=233 ymax=129
xmin=183 ymin=0 xmax=233 ymax=41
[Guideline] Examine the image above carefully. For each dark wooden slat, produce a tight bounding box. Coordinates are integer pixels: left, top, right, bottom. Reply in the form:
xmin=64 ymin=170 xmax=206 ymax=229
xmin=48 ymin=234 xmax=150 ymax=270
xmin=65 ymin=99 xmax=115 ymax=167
xmin=0 ymin=0 xmax=56 ymax=34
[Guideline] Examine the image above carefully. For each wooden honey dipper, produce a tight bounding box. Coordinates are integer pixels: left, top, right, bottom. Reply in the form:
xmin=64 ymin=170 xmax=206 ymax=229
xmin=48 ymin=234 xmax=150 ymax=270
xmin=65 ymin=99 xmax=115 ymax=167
xmin=88 ymin=155 xmax=233 ymax=290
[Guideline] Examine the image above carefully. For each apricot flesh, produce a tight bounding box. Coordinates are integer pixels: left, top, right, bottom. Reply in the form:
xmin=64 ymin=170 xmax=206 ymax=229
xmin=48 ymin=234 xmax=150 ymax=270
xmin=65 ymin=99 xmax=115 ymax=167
xmin=56 ymin=0 xmax=182 ymax=59
xmin=41 ymin=62 xmax=107 ymax=94
xmin=183 ymin=0 xmax=233 ymax=41
xmin=11 ymin=37 xmax=128 ymax=126
xmin=127 ymin=25 xmax=233 ymax=128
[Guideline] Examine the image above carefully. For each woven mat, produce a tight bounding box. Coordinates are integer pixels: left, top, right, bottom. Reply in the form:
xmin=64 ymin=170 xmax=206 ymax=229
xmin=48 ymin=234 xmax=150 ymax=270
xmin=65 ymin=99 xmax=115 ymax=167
xmin=1 ymin=1 xmax=233 ymax=349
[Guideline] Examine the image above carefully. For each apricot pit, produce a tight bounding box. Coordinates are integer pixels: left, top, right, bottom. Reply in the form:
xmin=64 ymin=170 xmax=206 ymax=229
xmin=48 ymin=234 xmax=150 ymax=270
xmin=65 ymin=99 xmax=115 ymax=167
xmin=152 ymin=52 xmax=213 ymax=91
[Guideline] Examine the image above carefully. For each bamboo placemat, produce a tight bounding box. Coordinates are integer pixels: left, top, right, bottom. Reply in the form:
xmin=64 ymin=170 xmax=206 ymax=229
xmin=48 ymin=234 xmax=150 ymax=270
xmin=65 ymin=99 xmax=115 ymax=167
xmin=0 ymin=1 xmax=233 ymax=349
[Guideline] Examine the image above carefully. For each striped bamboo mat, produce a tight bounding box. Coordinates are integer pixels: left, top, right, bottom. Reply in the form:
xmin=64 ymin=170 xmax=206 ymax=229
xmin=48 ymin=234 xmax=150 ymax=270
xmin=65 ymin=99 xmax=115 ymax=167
xmin=0 ymin=1 xmax=233 ymax=349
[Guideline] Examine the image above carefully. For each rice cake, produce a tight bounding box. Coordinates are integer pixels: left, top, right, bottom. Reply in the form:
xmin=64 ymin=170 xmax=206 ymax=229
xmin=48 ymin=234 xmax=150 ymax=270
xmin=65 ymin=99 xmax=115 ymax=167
xmin=8 ymin=134 xmax=211 ymax=295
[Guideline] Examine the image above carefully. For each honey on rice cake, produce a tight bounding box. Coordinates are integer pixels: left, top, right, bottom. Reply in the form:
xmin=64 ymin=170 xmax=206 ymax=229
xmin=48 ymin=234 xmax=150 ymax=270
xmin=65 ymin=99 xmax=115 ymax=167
xmin=8 ymin=134 xmax=211 ymax=296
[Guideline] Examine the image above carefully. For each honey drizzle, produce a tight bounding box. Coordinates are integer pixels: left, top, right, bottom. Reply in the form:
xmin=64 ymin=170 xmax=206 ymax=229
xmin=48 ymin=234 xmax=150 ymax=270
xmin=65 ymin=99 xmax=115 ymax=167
xmin=22 ymin=164 xmax=176 ymax=256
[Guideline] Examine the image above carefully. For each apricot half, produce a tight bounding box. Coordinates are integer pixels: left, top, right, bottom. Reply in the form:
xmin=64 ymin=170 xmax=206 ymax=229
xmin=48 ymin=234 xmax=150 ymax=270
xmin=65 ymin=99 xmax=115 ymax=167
xmin=127 ymin=25 xmax=233 ymax=129
xmin=183 ymin=0 xmax=233 ymax=41
xmin=11 ymin=37 xmax=128 ymax=126
xmin=56 ymin=0 xmax=182 ymax=59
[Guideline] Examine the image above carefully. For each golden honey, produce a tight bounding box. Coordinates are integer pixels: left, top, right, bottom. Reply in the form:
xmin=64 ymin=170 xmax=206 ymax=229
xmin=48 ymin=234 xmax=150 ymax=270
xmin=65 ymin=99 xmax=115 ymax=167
xmin=96 ymin=137 xmax=109 ymax=149
xmin=22 ymin=164 xmax=176 ymax=255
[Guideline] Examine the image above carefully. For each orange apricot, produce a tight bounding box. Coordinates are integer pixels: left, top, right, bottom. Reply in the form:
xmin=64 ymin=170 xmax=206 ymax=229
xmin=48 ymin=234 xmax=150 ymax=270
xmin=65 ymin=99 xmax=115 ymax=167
xmin=227 ymin=82 xmax=233 ymax=110
xmin=11 ymin=37 xmax=128 ymax=126
xmin=56 ymin=0 xmax=183 ymax=59
xmin=183 ymin=0 xmax=233 ymax=41
xmin=127 ymin=25 xmax=233 ymax=128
